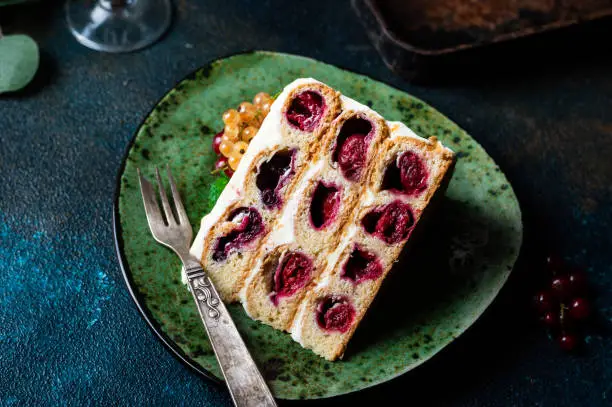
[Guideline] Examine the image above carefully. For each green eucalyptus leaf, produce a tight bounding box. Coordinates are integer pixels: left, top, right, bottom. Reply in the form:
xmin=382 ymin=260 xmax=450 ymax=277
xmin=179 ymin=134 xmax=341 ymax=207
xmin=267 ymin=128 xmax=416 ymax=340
xmin=206 ymin=175 xmax=229 ymax=211
xmin=0 ymin=34 xmax=39 ymax=93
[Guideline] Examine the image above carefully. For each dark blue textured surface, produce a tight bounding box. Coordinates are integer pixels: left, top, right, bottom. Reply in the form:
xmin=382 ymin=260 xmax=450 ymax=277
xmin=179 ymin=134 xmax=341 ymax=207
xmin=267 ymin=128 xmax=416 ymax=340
xmin=1 ymin=1 xmax=611 ymax=406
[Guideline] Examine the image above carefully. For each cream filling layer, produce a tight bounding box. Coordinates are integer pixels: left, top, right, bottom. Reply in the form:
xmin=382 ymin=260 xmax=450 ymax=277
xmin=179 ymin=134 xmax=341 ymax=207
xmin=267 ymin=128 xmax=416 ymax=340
xmin=288 ymin=224 xmax=358 ymax=344
xmin=237 ymin=159 xmax=324 ymax=305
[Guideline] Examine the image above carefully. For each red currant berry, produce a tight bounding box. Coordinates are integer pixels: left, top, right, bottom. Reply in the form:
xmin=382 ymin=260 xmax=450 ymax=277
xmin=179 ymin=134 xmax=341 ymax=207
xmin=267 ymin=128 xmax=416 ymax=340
xmin=542 ymin=311 xmax=559 ymax=328
xmin=567 ymin=269 xmax=588 ymax=295
xmin=534 ymin=291 xmax=555 ymax=313
xmin=558 ymin=332 xmax=579 ymax=351
xmin=214 ymin=156 xmax=234 ymax=178
xmin=214 ymin=156 xmax=228 ymax=171
xmin=212 ymin=131 xmax=224 ymax=155
xmin=551 ymin=276 xmax=572 ymax=300
xmin=569 ymin=297 xmax=591 ymax=321
xmin=545 ymin=254 xmax=565 ymax=275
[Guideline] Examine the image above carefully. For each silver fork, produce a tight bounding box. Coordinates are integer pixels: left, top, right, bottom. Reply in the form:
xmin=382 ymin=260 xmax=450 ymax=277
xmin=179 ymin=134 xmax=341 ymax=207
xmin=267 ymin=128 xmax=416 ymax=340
xmin=138 ymin=166 xmax=277 ymax=407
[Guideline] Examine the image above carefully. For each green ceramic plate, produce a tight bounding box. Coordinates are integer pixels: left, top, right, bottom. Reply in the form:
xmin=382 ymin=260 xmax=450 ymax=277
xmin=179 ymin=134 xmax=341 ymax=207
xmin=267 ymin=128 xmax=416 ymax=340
xmin=114 ymin=51 xmax=522 ymax=400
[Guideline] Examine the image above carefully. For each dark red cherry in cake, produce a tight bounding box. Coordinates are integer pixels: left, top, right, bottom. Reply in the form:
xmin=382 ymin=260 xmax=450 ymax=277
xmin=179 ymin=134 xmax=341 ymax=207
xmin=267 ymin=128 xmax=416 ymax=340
xmin=212 ymin=207 xmax=264 ymax=262
xmin=341 ymin=246 xmax=383 ymax=284
xmin=309 ymin=182 xmax=341 ymax=230
xmin=286 ymin=91 xmax=325 ymax=131
xmin=256 ymin=149 xmax=296 ymax=209
xmin=270 ymin=252 xmax=313 ymax=305
xmin=381 ymin=151 xmax=428 ymax=196
xmin=316 ymin=295 xmax=355 ymax=333
xmin=337 ymin=135 xmax=366 ymax=181
xmin=333 ymin=117 xmax=373 ymax=182
xmin=362 ymin=200 xmax=414 ymax=244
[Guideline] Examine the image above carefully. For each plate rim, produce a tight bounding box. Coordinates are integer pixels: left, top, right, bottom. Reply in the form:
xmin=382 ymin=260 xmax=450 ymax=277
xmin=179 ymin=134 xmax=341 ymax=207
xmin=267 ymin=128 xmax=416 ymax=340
xmin=112 ymin=49 xmax=523 ymax=400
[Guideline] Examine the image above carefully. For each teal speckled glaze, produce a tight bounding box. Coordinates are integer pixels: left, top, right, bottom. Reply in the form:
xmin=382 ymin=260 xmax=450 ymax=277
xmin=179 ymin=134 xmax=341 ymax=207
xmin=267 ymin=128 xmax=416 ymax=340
xmin=115 ymin=51 xmax=522 ymax=400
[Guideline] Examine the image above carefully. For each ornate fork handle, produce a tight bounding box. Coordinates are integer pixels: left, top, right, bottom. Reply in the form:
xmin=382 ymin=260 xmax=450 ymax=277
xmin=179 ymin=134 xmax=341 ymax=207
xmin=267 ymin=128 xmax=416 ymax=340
xmin=184 ymin=260 xmax=277 ymax=407
xmin=188 ymin=270 xmax=221 ymax=320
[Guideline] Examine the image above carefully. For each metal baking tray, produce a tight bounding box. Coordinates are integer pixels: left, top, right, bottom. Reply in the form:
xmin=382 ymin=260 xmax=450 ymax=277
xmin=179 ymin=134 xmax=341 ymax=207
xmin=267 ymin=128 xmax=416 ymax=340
xmin=352 ymin=0 xmax=612 ymax=83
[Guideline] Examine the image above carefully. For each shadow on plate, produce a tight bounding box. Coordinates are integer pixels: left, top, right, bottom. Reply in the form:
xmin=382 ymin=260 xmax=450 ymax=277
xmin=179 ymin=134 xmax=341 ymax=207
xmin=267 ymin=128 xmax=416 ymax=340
xmin=281 ymin=195 xmax=537 ymax=406
xmin=346 ymin=197 xmax=513 ymax=357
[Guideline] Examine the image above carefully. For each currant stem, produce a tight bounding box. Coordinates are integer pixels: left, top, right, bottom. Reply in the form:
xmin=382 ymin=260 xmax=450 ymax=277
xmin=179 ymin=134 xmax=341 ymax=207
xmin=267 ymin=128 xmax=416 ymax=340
xmin=211 ymin=164 xmax=228 ymax=175
xmin=559 ymin=303 xmax=567 ymax=327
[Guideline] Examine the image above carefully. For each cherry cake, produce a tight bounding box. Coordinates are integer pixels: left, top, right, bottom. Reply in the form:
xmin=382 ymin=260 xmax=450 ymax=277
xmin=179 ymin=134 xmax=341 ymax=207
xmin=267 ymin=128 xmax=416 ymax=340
xmin=190 ymin=79 xmax=455 ymax=360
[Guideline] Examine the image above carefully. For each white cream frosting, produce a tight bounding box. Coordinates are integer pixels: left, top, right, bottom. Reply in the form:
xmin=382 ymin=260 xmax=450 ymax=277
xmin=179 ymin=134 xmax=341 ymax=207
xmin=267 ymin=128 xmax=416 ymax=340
xmin=340 ymin=94 xmax=380 ymax=117
xmin=237 ymin=254 xmax=262 ymax=310
xmin=288 ymin=224 xmax=358 ymax=341
xmin=237 ymin=159 xmax=324 ymax=304
xmin=387 ymin=120 xmax=423 ymax=141
xmin=267 ymin=159 xmax=323 ymax=248
xmin=289 ymin=298 xmax=308 ymax=344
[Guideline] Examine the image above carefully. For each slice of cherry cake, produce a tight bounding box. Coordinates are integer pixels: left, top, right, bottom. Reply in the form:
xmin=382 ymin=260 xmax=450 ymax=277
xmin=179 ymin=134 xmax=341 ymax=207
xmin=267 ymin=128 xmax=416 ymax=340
xmin=189 ymin=79 xmax=455 ymax=360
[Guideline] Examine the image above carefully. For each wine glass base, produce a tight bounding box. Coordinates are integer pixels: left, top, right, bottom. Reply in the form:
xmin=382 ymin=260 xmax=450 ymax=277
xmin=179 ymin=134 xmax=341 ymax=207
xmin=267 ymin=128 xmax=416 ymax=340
xmin=66 ymin=0 xmax=172 ymax=53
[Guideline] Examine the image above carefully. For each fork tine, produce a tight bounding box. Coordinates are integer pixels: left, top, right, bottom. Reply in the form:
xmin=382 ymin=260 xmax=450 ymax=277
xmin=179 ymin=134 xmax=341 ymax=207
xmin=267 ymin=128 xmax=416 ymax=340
xmin=155 ymin=167 xmax=177 ymax=225
xmin=166 ymin=165 xmax=188 ymax=225
xmin=138 ymin=168 xmax=164 ymax=229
